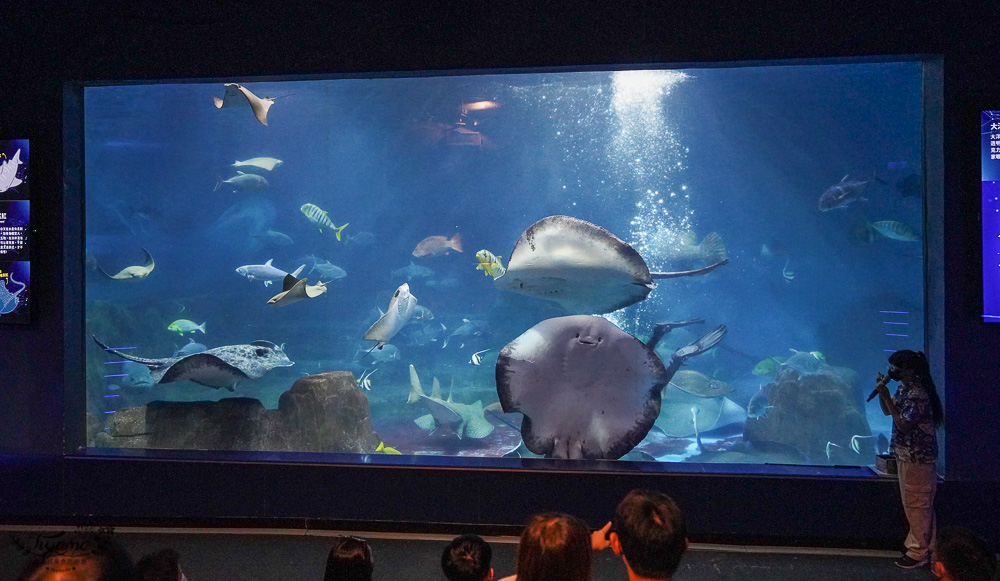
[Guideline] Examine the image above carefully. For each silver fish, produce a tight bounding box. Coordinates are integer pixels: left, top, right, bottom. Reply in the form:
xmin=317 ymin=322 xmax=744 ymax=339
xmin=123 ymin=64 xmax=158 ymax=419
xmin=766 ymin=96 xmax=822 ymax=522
xmin=215 ymin=171 xmax=269 ymax=192
xmin=236 ymin=259 xmax=305 ymax=287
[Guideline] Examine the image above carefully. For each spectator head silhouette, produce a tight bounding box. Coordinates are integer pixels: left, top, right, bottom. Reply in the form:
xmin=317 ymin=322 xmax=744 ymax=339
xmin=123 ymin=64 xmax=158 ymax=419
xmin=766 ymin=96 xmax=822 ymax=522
xmin=515 ymin=512 xmax=592 ymax=581
xmin=324 ymin=535 xmax=374 ymax=581
xmin=442 ymin=534 xmax=493 ymax=581
xmin=610 ymin=489 xmax=687 ymax=580
xmin=934 ymin=527 xmax=998 ymax=581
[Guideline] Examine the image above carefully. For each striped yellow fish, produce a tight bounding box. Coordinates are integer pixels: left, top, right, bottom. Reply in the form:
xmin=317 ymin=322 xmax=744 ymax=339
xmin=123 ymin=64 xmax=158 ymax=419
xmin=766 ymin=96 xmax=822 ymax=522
xmin=475 ymin=249 xmax=506 ymax=278
xmin=300 ymin=203 xmax=349 ymax=241
xmin=870 ymin=220 xmax=920 ymax=242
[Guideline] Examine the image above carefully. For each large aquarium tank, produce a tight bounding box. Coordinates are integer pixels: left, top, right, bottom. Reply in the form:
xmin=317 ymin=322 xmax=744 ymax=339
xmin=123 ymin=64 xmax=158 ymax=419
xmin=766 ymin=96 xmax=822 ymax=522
xmin=76 ymin=58 xmax=938 ymax=470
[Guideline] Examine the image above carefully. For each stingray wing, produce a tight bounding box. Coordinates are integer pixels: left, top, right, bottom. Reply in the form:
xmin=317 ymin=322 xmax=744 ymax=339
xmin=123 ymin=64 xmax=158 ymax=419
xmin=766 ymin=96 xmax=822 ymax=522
xmin=655 ymin=389 xmax=725 ymax=437
xmin=304 ymin=281 xmax=328 ymax=298
xmin=140 ymin=247 xmax=155 ymax=270
xmin=268 ymin=275 xmax=309 ymax=307
xmin=214 ymin=83 xmax=249 ymax=109
xmin=158 ymin=352 xmax=249 ymax=388
xmin=235 ymin=85 xmax=274 ymax=126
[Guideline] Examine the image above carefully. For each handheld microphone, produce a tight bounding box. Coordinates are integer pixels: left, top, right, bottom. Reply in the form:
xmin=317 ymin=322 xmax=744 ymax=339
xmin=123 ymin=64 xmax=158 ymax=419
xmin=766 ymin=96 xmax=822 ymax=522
xmin=868 ymin=375 xmax=892 ymax=402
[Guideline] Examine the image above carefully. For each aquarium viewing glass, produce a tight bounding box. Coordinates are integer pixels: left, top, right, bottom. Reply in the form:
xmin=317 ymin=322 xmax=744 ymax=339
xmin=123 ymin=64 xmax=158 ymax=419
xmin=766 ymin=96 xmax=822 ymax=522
xmin=77 ymin=58 xmax=938 ymax=472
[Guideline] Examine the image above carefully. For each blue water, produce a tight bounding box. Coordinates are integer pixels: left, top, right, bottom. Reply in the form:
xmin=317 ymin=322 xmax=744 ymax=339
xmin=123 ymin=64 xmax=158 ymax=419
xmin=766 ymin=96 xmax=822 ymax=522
xmin=83 ymin=61 xmax=927 ymax=464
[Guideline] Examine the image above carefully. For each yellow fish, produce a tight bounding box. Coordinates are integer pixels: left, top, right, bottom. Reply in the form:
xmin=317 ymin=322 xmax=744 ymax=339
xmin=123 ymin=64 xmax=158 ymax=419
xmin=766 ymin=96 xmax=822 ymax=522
xmin=376 ymin=441 xmax=402 ymax=455
xmin=300 ymin=203 xmax=349 ymax=241
xmin=752 ymin=356 xmax=787 ymax=376
xmin=167 ymin=319 xmax=206 ymax=335
xmin=475 ymin=249 xmax=506 ymax=278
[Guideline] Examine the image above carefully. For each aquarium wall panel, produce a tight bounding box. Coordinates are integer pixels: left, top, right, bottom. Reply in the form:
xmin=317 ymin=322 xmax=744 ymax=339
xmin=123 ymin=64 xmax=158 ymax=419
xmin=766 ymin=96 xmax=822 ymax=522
xmin=81 ymin=61 xmax=931 ymax=471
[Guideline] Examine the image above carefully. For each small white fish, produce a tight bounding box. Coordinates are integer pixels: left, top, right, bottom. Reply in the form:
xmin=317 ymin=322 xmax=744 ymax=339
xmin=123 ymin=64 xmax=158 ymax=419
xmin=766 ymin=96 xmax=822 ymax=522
xmin=469 ymin=349 xmax=490 ymax=365
xmin=825 ymin=441 xmax=843 ymax=460
xmin=215 ymin=171 xmax=269 ymax=192
xmin=233 ymin=157 xmax=284 ymax=171
xmin=357 ymin=368 xmax=377 ymax=391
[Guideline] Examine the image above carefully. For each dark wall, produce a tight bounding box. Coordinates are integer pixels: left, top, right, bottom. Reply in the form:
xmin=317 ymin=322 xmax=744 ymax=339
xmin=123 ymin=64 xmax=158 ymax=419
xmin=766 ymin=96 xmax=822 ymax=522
xmin=1 ymin=1 xmax=998 ymax=542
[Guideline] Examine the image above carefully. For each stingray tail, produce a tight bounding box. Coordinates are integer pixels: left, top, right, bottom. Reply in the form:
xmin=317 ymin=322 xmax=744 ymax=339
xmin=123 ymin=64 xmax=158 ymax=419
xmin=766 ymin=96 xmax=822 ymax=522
xmin=672 ymin=325 xmax=727 ymax=364
xmin=692 ymin=407 xmax=706 ymax=455
xmin=650 ymin=258 xmax=730 ymax=279
xmin=361 ymin=342 xmax=381 ymax=361
xmin=646 ymin=318 xmax=705 ymax=349
xmin=697 ymin=232 xmax=728 ymax=264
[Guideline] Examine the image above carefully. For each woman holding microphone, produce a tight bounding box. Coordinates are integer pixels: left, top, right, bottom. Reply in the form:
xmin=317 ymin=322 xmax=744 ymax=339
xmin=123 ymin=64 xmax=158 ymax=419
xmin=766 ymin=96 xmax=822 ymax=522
xmin=873 ymin=349 xmax=944 ymax=569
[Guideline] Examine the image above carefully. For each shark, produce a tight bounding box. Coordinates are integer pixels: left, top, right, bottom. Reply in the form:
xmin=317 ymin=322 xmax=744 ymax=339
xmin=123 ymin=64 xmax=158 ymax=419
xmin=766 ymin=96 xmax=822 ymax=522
xmin=407 ymin=364 xmax=495 ymax=439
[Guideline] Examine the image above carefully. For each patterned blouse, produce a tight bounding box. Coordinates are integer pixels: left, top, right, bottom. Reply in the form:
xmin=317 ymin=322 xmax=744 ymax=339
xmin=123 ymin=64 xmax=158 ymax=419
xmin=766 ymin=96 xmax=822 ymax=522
xmin=890 ymin=381 xmax=938 ymax=464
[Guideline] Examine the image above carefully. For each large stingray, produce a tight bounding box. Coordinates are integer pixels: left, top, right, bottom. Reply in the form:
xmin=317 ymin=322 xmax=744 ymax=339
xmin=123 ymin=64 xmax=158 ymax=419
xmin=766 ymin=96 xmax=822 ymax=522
xmin=93 ymin=336 xmax=293 ymax=391
xmin=494 ymin=216 xmax=730 ymax=314
xmin=496 ymin=315 xmax=726 ymax=459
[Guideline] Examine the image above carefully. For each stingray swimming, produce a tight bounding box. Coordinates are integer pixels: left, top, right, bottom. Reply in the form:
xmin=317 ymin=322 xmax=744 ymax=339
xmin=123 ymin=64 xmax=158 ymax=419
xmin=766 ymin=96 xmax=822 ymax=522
xmin=93 ymin=335 xmax=293 ymax=391
xmin=267 ymin=274 xmax=328 ymax=307
xmin=494 ymin=215 xmax=729 ymax=314
xmin=94 ymin=247 xmax=156 ymax=280
xmin=496 ymin=316 xmax=726 ymax=460
xmin=213 ymin=83 xmax=291 ymax=126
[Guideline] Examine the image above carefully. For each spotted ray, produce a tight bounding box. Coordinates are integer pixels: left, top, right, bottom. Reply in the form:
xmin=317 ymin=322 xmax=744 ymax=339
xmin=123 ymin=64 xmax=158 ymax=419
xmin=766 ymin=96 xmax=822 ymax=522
xmin=93 ymin=335 xmax=293 ymax=391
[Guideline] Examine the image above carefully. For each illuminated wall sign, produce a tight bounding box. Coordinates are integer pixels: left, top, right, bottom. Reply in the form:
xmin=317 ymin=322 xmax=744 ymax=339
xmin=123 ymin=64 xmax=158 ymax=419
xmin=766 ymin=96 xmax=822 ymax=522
xmin=0 ymin=139 xmax=30 ymax=324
